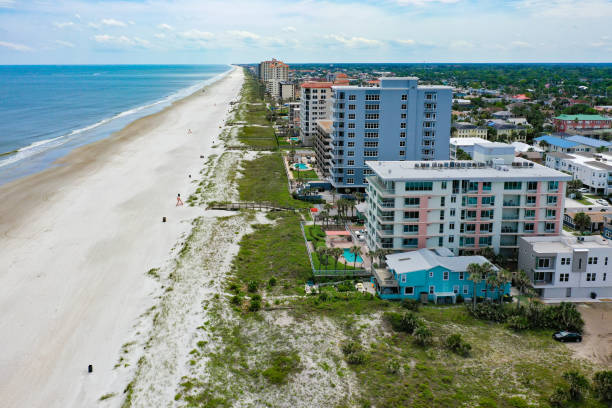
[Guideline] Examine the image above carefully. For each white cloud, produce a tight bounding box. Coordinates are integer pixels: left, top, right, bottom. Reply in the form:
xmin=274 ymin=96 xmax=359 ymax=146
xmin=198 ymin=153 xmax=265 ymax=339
xmin=450 ymin=40 xmax=475 ymax=49
xmin=74 ymin=14 xmax=81 ymax=20
xmin=180 ymin=29 xmax=214 ymax=40
xmin=93 ymin=34 xmax=150 ymax=48
xmin=154 ymin=33 xmax=166 ymax=39
xmin=228 ymin=30 xmax=260 ymax=40
xmin=88 ymin=22 xmax=101 ymax=29
xmin=511 ymin=40 xmax=534 ymax=48
xmin=53 ymin=22 xmax=75 ymax=29
xmin=0 ymin=0 xmax=15 ymax=8
xmin=0 ymin=40 xmax=33 ymax=51
xmin=101 ymin=18 xmax=127 ymax=27
xmin=325 ymin=34 xmax=383 ymax=48
xmin=282 ymin=26 xmax=296 ymax=32
xmin=55 ymin=40 xmax=75 ymax=48
xmin=157 ymin=23 xmax=174 ymax=31
xmin=395 ymin=39 xmax=416 ymax=46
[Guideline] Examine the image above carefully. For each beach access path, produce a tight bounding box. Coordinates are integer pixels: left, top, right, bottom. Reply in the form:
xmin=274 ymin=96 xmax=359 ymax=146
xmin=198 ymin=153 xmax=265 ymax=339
xmin=0 ymin=67 xmax=244 ymax=407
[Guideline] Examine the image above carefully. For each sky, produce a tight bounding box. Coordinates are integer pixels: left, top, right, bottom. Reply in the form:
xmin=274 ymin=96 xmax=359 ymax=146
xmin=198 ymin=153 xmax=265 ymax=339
xmin=0 ymin=0 xmax=611 ymax=64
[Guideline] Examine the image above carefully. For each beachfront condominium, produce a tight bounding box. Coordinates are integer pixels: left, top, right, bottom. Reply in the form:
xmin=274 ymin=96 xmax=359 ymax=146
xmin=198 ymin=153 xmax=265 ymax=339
xmin=518 ymin=235 xmax=612 ymax=299
xmin=328 ymin=77 xmax=452 ymax=192
xmin=364 ymin=146 xmax=571 ymax=258
xmin=299 ymin=82 xmax=334 ymax=146
xmin=258 ymin=59 xmax=289 ymax=99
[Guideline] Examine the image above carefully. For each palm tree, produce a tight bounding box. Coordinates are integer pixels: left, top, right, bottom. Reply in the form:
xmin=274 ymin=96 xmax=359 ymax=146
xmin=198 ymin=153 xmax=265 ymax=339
xmin=367 ymin=250 xmax=377 ymax=268
xmin=496 ymin=268 xmax=512 ymax=303
xmin=315 ymin=246 xmax=326 ymax=273
xmin=467 ymin=263 xmax=483 ymax=307
xmin=331 ymin=248 xmax=343 ymax=271
xmin=485 ymin=273 xmax=497 ymax=302
xmin=349 ymin=245 xmax=362 ymax=269
xmin=574 ymin=212 xmax=592 ymax=233
xmin=354 ymin=192 xmax=364 ymax=203
xmin=319 ymin=210 xmax=329 ymax=228
xmin=514 ymin=269 xmax=533 ymax=309
xmin=330 ymin=189 xmax=337 ymax=205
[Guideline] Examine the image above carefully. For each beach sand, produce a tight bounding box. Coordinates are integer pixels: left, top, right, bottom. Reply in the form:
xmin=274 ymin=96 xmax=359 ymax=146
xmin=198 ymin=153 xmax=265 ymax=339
xmin=0 ymin=67 xmax=244 ymax=407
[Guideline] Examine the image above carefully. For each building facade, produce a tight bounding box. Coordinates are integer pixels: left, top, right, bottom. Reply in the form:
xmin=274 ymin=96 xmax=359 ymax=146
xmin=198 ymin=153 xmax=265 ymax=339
xmin=518 ymin=235 xmax=612 ymax=299
xmin=299 ymin=82 xmax=334 ymax=146
xmin=553 ymin=114 xmax=612 ymax=133
xmin=373 ymin=248 xmax=510 ymax=302
xmin=314 ymin=120 xmax=332 ymax=179
xmin=365 ymin=156 xmax=571 ymax=257
xmin=329 ymin=77 xmax=453 ymax=191
xmin=258 ymin=59 xmax=289 ymax=99
xmin=545 ymin=151 xmax=612 ymax=195
xmin=452 ymin=123 xmax=488 ymax=139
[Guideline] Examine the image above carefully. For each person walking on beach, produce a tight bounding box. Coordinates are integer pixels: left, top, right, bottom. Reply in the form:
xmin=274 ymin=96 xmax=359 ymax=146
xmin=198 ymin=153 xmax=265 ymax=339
xmin=176 ymin=193 xmax=183 ymax=206
xmin=187 ymin=129 xmax=192 ymax=135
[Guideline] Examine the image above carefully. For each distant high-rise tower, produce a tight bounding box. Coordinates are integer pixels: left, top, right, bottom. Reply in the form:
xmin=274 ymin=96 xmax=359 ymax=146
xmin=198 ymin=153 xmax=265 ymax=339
xmin=258 ymin=59 xmax=289 ymax=99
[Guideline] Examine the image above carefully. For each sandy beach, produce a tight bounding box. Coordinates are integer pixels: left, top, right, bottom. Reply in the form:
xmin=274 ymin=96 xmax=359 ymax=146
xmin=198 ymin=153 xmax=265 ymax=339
xmin=0 ymin=67 xmax=244 ymax=407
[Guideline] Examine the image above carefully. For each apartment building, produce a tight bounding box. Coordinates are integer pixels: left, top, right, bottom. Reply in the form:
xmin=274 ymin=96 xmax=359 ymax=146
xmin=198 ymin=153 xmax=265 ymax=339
xmin=553 ymin=114 xmax=612 ymax=133
xmin=545 ymin=151 xmax=612 ymax=195
xmin=299 ymin=82 xmax=334 ymax=146
xmin=258 ymin=59 xmax=289 ymax=99
xmin=314 ymin=120 xmax=332 ymax=179
xmin=452 ymin=122 xmax=488 ymax=139
xmin=518 ymin=235 xmax=612 ymax=299
xmin=365 ymin=152 xmax=571 ymax=257
xmin=328 ymin=77 xmax=452 ymax=191
xmin=449 ymin=138 xmax=514 ymax=160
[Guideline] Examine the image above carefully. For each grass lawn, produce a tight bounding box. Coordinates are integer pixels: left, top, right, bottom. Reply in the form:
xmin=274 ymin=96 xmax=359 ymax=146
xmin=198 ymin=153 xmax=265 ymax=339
xmin=238 ymin=152 xmax=310 ymax=209
xmin=230 ymin=211 xmax=312 ymax=294
xmin=237 ymin=126 xmax=277 ymax=149
xmin=291 ymin=169 xmax=318 ymax=179
xmin=574 ymin=197 xmax=592 ymax=205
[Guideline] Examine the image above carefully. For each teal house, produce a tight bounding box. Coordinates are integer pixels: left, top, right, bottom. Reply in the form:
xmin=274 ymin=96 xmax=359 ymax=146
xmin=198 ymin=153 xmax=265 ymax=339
xmin=372 ymin=248 xmax=510 ymax=303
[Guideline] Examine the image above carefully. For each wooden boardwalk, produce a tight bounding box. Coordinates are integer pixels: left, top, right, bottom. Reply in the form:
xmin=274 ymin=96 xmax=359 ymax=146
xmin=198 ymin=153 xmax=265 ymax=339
xmin=207 ymin=201 xmax=295 ymax=212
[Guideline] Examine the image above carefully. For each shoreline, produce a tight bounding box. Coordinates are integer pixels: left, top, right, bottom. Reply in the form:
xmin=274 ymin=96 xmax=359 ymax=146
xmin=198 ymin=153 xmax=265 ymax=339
xmin=0 ymin=66 xmax=244 ymax=407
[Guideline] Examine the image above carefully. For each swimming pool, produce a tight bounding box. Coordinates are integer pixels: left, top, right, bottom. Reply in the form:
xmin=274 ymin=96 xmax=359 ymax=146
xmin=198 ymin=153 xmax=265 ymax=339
xmin=290 ymin=137 xmax=299 ymax=142
xmin=294 ymin=163 xmax=309 ymax=170
xmin=343 ymin=248 xmax=363 ymax=263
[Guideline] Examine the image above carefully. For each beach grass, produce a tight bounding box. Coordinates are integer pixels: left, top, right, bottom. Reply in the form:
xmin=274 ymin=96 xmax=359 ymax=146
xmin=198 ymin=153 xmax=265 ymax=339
xmin=291 ymin=169 xmax=318 ymax=179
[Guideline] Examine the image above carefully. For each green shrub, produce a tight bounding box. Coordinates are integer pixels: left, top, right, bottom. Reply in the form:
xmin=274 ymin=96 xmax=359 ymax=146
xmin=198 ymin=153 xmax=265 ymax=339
xmin=549 ymin=386 xmax=570 ymax=407
xmin=345 ymin=352 xmax=366 ymax=365
xmin=318 ymin=292 xmax=329 ymax=302
xmin=445 ymin=334 xmax=471 ymax=357
xmin=268 ymin=276 xmax=277 ymax=287
xmin=387 ymin=359 xmax=401 ymax=374
xmin=400 ymin=298 xmax=420 ymax=311
xmin=468 ymin=302 xmax=508 ymax=322
xmin=455 ymin=294 xmax=464 ymax=304
xmin=506 ymin=396 xmax=528 ymax=408
xmin=230 ymin=295 xmax=242 ymax=306
xmin=413 ymin=325 xmax=432 ymax=346
xmin=384 ymin=311 xmax=421 ymax=334
xmin=506 ymin=315 xmax=529 ymax=331
xmin=251 ymin=294 xmax=262 ymax=302
xmin=261 ymin=351 xmax=301 ymax=384
xmin=248 ymin=299 xmax=261 ymax=312
xmin=593 ymin=370 xmax=612 ymax=402
xmin=337 ymin=282 xmax=356 ymax=292
xmin=342 ymin=341 xmax=365 ymax=365
xmin=563 ymin=370 xmax=589 ymax=401
xmin=342 ymin=342 xmax=361 ymax=356
xmin=247 ymin=280 xmax=259 ymax=293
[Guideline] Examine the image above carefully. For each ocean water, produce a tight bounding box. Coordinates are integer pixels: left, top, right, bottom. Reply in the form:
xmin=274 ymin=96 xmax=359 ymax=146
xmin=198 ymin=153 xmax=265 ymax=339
xmin=0 ymin=64 xmax=231 ymax=185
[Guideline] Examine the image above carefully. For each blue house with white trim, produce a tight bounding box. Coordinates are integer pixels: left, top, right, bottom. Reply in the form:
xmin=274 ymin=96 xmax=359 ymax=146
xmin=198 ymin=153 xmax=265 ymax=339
xmin=372 ymin=248 xmax=510 ymax=303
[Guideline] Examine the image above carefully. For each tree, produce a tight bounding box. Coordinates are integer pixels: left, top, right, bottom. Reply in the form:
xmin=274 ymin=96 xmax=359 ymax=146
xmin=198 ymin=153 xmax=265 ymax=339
xmin=568 ymin=179 xmax=583 ymax=191
xmin=456 ymin=148 xmax=472 ymax=160
xmin=467 ymin=263 xmax=483 ymax=307
xmin=496 ymin=269 xmax=512 ymax=302
xmin=593 ymin=370 xmax=612 ymax=403
xmin=331 ymin=247 xmax=343 ymax=271
xmin=349 ymin=245 xmax=362 ymax=269
xmin=330 ymin=189 xmax=337 ymax=205
xmin=315 ymin=247 xmax=327 ymax=272
xmin=573 ymin=212 xmax=592 ymax=233
xmin=319 ymin=210 xmax=329 ymax=227
xmin=562 ymin=370 xmax=589 ymax=401
xmin=514 ymin=270 xmax=533 ymax=309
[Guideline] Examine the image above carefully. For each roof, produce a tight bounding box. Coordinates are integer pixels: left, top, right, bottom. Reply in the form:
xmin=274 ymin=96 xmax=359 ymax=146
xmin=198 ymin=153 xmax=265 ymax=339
xmin=566 ymin=135 xmax=611 ymax=148
xmin=547 ymin=151 xmax=573 ymax=159
xmin=386 ymin=249 xmax=496 ymax=274
xmin=535 ymin=135 xmax=579 ymax=149
xmin=335 ymin=72 xmax=348 ymax=78
xmin=450 ymin=137 xmax=490 ymax=146
xmin=521 ymin=235 xmax=612 ymax=252
xmin=316 ymin=119 xmax=332 ymax=132
xmin=511 ymin=141 xmax=543 ymax=153
xmin=555 ymin=114 xmax=611 ymax=121
xmin=301 ymin=81 xmax=333 ymax=89
xmin=367 ymin=157 xmax=571 ymax=182
xmin=513 ymin=94 xmax=530 ymax=100
xmin=566 ymin=211 xmax=611 ymax=223
xmin=585 ymin=161 xmax=612 ymax=171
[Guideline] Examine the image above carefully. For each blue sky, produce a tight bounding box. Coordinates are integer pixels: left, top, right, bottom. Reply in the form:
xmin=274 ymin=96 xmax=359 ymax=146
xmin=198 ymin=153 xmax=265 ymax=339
xmin=1 ymin=0 xmax=611 ymax=64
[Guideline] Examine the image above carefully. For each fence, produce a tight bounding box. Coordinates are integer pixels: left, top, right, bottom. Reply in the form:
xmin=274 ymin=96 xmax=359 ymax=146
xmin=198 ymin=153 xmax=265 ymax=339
xmin=207 ymin=202 xmax=295 ymax=212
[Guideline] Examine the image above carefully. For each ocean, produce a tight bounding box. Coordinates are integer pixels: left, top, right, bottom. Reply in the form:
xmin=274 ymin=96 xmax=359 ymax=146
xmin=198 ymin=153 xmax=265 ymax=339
xmin=0 ymin=64 xmax=231 ymax=185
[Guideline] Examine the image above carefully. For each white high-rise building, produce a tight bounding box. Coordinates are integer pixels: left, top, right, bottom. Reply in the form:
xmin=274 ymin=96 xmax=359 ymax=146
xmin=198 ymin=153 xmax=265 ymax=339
xmin=299 ymin=82 xmax=334 ymax=146
xmin=258 ymin=59 xmax=289 ymax=99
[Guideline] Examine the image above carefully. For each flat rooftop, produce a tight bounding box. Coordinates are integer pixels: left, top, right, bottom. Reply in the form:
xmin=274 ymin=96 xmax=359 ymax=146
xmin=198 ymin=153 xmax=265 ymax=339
xmin=522 ymin=235 xmax=612 ymax=252
xmin=550 ymin=151 xmax=612 ymax=172
xmin=450 ymin=137 xmax=490 ymax=146
xmin=367 ymin=157 xmax=571 ymax=182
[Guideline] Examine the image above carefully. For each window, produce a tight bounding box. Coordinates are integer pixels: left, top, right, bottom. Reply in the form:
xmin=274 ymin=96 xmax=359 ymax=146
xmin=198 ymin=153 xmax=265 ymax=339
xmin=547 ymin=195 xmax=558 ymax=205
xmin=504 ymin=181 xmax=522 ymax=190
xmin=365 ymin=94 xmax=379 ymax=101
xmin=482 ymin=182 xmax=492 ymax=191
xmin=537 ymin=258 xmax=551 ymax=269
xmin=348 ymin=132 xmax=355 ymax=138
xmin=404 ymin=197 xmax=420 ymax=206
xmin=347 ymin=142 xmax=355 ymax=147
xmin=443 ymin=271 xmax=449 ymax=280
xmin=441 ymin=181 xmax=447 ymax=189
xmin=346 ymin=169 xmax=355 ymax=175
xmin=404 ymin=225 xmax=418 ymax=233
xmin=606 ymin=257 xmax=609 ymax=266
xmin=404 ymin=211 xmax=419 ymax=219
xmin=481 ymin=196 xmax=495 ymax=206
xmin=463 ymin=285 xmax=469 ymax=295
xmin=401 ymin=94 xmax=408 ymax=101
xmin=559 ymin=273 xmax=569 ymax=282
xmin=429 ymin=285 xmax=435 ymax=294
xmin=526 ymin=196 xmax=536 ymax=206
xmin=364 ymin=141 xmax=379 ymax=148
xmin=399 ymin=150 xmax=405 ymax=156
xmin=449 ymin=236 xmax=454 ymax=243
xmin=363 ymin=169 xmax=373 ymax=175
xmin=365 ymin=132 xmax=378 ymax=138
xmin=405 ymin=181 xmax=433 ymax=191
xmin=405 ymin=286 xmax=414 ymax=295
xmin=400 ymin=132 xmax=406 ymax=138
xmin=459 ymin=271 xmax=464 ymax=280
xmin=348 ymin=113 xmax=355 ymax=119
xmin=548 ymin=181 xmax=559 ymax=191
xmin=561 ymin=257 xmax=571 ymax=265
xmin=401 ymin=275 xmax=407 ymax=283
xmin=346 ymin=178 xmax=354 ymax=184
xmin=348 ymin=123 xmax=355 ymax=129
xmin=586 ymin=273 xmax=597 ymax=281
xmin=400 ymin=123 xmax=406 ymax=129
xmin=451 ymin=196 xmax=457 ymax=203
xmin=441 ymin=197 xmax=445 ymax=207
xmin=401 ymin=104 xmax=407 ymax=109
xmin=546 ymin=209 xmax=556 ymax=218
xmin=604 ymin=273 xmax=607 ymax=281
xmin=545 ymin=222 xmax=556 ymax=232
xmin=349 ymin=95 xmax=356 ymax=100
xmin=364 ymin=123 xmax=379 ymax=129
xmin=403 ymin=238 xmax=418 ymax=247
xmin=365 ymin=113 xmax=379 ymax=120
xmin=347 ymin=151 xmax=355 ymax=157
xmin=449 ymin=222 xmax=455 ymax=230
xmin=479 ymin=236 xmax=492 ymax=246
xmin=364 ymin=150 xmax=378 ymax=157
xmin=401 ymin=113 xmax=407 ymax=119
xmin=399 ymin=141 xmax=406 ymax=147
xmin=525 ymin=209 xmax=535 ymax=219
xmin=365 ymin=104 xmax=379 ymax=110
xmin=429 ymin=271 xmax=434 ymax=278
xmin=527 ymin=181 xmax=538 ymax=191
xmin=524 ymin=223 xmax=534 ymax=232
xmin=453 ymin=285 xmax=459 ymax=294
xmin=588 ymin=257 xmax=598 ymax=265
xmin=347 ymin=160 xmax=354 ymax=166
xmin=440 ymin=210 xmax=445 ymax=220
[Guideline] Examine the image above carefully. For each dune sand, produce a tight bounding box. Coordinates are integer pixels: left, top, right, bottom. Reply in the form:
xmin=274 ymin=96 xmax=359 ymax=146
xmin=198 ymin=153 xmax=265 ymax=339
xmin=0 ymin=67 xmax=244 ymax=407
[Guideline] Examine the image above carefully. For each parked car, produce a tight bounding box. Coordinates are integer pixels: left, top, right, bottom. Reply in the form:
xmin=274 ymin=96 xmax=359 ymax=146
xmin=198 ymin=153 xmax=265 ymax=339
xmin=578 ymin=188 xmax=589 ymax=193
xmin=596 ymin=199 xmax=609 ymax=206
xmin=553 ymin=331 xmax=582 ymax=342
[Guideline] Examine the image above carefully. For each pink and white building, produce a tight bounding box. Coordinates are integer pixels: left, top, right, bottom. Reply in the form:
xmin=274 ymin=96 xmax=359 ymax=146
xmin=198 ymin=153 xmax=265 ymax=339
xmin=365 ymin=147 xmax=571 ymax=258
